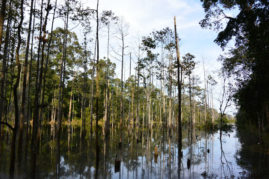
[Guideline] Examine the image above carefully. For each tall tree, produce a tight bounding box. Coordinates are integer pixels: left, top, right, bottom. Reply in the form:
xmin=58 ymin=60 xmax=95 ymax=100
xmin=101 ymin=10 xmax=118 ymax=136
xmin=14 ymin=0 xmax=24 ymax=132
xmin=20 ymin=0 xmax=35 ymax=128
xmin=56 ymin=0 xmax=70 ymax=131
xmin=174 ymin=16 xmax=182 ymax=153
xmin=41 ymin=0 xmax=58 ymax=117
xmin=182 ymin=53 xmax=196 ymax=129
xmin=95 ymin=0 xmax=100 ymax=132
xmin=32 ymin=0 xmax=45 ymax=142
xmin=116 ymin=18 xmax=129 ymax=128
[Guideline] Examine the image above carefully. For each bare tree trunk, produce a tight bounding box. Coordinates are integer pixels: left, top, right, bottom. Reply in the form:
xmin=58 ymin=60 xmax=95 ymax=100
xmin=174 ymin=16 xmax=182 ymax=152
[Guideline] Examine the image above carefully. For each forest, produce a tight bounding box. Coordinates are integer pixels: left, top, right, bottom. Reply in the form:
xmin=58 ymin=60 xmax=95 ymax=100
xmin=0 ymin=0 xmax=268 ymax=178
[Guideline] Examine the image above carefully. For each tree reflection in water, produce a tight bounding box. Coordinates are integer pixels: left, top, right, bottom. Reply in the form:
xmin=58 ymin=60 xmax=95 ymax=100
xmin=0 ymin=124 xmax=269 ymax=178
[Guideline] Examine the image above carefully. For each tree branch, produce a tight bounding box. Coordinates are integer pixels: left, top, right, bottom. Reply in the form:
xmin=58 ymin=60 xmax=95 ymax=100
xmin=0 ymin=121 xmax=14 ymax=130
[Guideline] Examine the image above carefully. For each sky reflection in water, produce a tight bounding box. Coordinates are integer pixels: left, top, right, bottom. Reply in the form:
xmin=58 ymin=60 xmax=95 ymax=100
xmin=0 ymin=126 xmax=259 ymax=178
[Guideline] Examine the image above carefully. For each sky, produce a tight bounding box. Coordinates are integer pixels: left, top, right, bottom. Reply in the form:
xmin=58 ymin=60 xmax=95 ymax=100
xmin=77 ymin=0 xmax=237 ymax=115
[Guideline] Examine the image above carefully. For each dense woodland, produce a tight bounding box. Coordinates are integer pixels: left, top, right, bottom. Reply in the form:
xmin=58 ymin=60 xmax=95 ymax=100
xmin=0 ymin=0 xmax=268 ymax=177
xmin=0 ymin=0 xmax=237 ymax=139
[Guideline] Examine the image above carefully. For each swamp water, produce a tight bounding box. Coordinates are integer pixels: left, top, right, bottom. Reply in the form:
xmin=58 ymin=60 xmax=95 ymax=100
xmin=0 ymin=125 xmax=269 ymax=178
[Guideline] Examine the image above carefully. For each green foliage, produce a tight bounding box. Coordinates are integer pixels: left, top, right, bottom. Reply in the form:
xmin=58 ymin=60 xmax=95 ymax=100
xmin=200 ymin=0 xmax=269 ymax=127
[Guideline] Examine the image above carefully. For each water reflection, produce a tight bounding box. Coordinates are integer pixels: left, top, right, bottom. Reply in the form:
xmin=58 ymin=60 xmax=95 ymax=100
xmin=0 ymin=124 xmax=268 ymax=178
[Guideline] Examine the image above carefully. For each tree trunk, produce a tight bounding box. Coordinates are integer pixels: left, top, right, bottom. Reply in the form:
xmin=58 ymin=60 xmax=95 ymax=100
xmin=57 ymin=0 xmax=69 ymax=130
xmin=14 ymin=0 xmax=24 ymax=132
xmin=104 ymin=24 xmax=110 ymax=136
xmin=120 ymin=30 xmax=124 ymax=128
xmin=0 ymin=0 xmax=12 ymax=132
xmin=26 ymin=1 xmax=36 ymax=129
xmin=128 ymin=53 xmax=132 ymax=127
xmin=90 ymin=39 xmax=97 ymax=134
xmin=211 ymin=88 xmax=214 ymax=124
xmin=32 ymin=0 xmax=44 ymax=143
xmin=0 ymin=0 xmax=7 ymax=48
xmin=68 ymin=88 xmax=73 ymax=124
xmin=95 ymin=0 xmax=100 ymax=134
xmin=41 ymin=0 xmax=57 ymax=117
xmin=168 ymin=55 xmax=172 ymax=130
xmin=20 ymin=0 xmax=34 ymax=129
xmin=203 ymin=61 xmax=207 ymax=122
xmin=174 ymin=16 xmax=182 ymax=152
xmin=189 ymin=74 xmax=192 ymax=131
xmin=81 ymin=35 xmax=88 ymax=138
xmin=136 ymin=72 xmax=139 ymax=128
xmin=192 ymin=77 xmax=196 ymax=126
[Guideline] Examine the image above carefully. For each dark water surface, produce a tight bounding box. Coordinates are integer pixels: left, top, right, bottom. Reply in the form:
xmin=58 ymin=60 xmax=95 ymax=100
xmin=0 ymin=125 xmax=268 ymax=178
